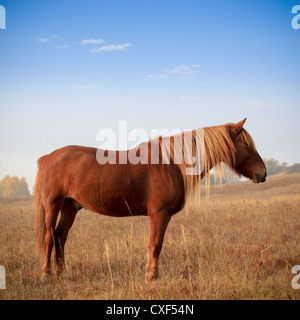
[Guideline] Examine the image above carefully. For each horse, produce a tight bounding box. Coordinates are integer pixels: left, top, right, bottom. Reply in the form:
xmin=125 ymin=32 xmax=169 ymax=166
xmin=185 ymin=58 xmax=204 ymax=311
xmin=35 ymin=118 xmax=266 ymax=282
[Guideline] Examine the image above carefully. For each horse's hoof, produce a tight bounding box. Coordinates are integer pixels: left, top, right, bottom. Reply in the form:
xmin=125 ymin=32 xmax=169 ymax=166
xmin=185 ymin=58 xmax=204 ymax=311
xmin=145 ymin=271 xmax=159 ymax=283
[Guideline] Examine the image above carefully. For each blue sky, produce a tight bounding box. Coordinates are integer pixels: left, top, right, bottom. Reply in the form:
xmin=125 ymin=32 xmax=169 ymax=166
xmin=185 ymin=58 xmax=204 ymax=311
xmin=0 ymin=0 xmax=300 ymax=191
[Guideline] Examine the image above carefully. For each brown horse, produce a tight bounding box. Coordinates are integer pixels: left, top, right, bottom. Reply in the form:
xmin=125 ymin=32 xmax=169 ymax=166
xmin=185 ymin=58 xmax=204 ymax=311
xmin=35 ymin=118 xmax=266 ymax=281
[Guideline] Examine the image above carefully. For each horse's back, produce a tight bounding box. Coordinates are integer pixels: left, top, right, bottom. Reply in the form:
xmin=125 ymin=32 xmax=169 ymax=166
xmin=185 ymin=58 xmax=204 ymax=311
xmin=38 ymin=145 xmax=96 ymax=165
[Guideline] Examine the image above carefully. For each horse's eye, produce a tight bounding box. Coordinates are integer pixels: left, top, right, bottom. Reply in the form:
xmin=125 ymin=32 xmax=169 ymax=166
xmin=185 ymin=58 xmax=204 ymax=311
xmin=244 ymin=142 xmax=249 ymax=147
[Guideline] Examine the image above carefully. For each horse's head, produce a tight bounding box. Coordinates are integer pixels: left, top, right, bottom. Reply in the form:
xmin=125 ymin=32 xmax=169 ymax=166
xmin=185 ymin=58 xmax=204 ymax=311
xmin=230 ymin=118 xmax=267 ymax=183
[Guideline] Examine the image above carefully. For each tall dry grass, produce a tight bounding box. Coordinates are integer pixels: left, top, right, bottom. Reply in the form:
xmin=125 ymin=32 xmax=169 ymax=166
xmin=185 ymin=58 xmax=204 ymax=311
xmin=0 ymin=174 xmax=299 ymax=300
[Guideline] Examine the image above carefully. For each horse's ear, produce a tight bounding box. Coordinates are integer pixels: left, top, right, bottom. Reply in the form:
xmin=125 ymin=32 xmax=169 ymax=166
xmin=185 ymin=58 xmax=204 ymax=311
xmin=231 ymin=118 xmax=247 ymax=134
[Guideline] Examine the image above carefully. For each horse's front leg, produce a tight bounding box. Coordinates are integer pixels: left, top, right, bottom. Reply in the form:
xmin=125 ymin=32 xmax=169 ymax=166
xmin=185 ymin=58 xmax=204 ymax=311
xmin=146 ymin=210 xmax=171 ymax=282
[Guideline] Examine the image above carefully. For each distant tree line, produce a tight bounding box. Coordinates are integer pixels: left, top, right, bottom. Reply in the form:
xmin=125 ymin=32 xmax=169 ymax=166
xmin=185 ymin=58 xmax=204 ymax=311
xmin=263 ymin=158 xmax=300 ymax=176
xmin=0 ymin=175 xmax=30 ymax=198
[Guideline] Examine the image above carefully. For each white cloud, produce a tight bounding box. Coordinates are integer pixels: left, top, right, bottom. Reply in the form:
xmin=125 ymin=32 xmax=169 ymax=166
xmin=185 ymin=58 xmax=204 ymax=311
xmin=36 ymin=37 xmax=49 ymax=43
xmin=234 ymin=101 xmax=284 ymax=112
xmin=74 ymin=85 xmax=97 ymax=89
xmin=55 ymin=44 xmax=71 ymax=49
xmin=165 ymin=64 xmax=199 ymax=75
xmin=81 ymin=38 xmax=105 ymax=45
xmin=37 ymin=35 xmax=60 ymax=43
xmin=36 ymin=36 xmax=132 ymax=56
xmin=90 ymin=42 xmax=132 ymax=53
xmin=149 ymin=64 xmax=200 ymax=80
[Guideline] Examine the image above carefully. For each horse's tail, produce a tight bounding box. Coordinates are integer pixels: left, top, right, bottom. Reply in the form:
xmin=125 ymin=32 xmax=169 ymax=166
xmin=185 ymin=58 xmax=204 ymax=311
xmin=34 ymin=158 xmax=47 ymax=263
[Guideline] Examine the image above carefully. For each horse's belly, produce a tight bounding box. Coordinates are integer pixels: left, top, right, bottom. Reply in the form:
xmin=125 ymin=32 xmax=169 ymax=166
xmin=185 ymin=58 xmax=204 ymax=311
xmin=80 ymin=191 xmax=148 ymax=217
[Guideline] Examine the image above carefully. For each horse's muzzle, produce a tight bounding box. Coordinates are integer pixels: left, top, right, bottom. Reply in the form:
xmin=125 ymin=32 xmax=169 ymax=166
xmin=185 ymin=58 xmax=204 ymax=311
xmin=255 ymin=171 xmax=267 ymax=183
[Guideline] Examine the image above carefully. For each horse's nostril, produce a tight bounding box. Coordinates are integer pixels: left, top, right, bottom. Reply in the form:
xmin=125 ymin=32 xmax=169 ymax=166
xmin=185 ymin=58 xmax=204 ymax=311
xmin=255 ymin=173 xmax=261 ymax=182
xmin=255 ymin=173 xmax=267 ymax=183
xmin=255 ymin=172 xmax=266 ymax=183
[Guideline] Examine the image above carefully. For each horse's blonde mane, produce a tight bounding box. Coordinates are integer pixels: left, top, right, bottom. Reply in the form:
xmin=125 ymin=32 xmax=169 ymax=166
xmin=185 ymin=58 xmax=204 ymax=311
xmin=157 ymin=123 xmax=255 ymax=208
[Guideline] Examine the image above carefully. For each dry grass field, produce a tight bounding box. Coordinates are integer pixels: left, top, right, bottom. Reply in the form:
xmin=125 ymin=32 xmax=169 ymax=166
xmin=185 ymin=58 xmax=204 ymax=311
xmin=0 ymin=173 xmax=300 ymax=300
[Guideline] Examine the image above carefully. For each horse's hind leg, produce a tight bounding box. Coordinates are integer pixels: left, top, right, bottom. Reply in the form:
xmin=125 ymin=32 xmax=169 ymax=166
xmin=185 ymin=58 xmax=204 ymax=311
xmin=54 ymin=199 xmax=78 ymax=277
xmin=41 ymin=199 xmax=62 ymax=280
